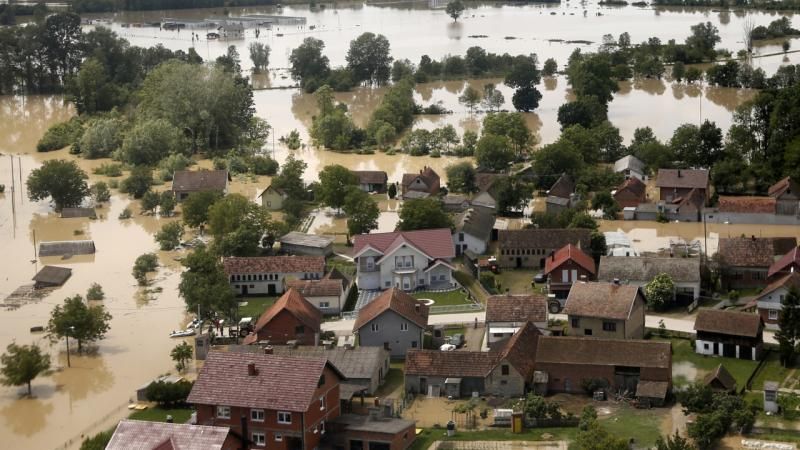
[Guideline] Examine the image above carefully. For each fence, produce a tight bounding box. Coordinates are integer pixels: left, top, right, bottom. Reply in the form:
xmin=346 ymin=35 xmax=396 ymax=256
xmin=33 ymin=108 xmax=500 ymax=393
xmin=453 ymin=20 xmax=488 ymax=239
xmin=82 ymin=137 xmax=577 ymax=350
xmin=429 ymin=303 xmax=484 ymax=314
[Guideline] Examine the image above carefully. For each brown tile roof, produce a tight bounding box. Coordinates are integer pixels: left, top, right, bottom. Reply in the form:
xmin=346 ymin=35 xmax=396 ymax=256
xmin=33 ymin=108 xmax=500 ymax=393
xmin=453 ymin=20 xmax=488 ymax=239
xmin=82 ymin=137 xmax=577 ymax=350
xmin=768 ymin=246 xmax=800 ymax=277
xmin=404 ymin=349 xmax=497 ymax=377
xmin=486 ymin=294 xmax=548 ymax=323
xmin=694 ymin=308 xmax=763 ymax=338
xmin=249 ymin=288 xmax=322 ymax=335
xmin=563 ymin=282 xmax=642 ymax=320
xmin=32 ymin=266 xmax=72 ymax=285
xmin=354 ymin=288 xmax=429 ymax=331
xmin=548 ymin=174 xmax=575 ymax=199
xmin=635 ymin=380 xmax=669 ymax=400
xmin=597 ymin=256 xmax=701 ymax=283
xmin=286 ymin=279 xmax=343 ymax=297
xmin=703 ymin=364 xmax=736 ymax=392
xmin=758 ymin=272 xmax=800 ymax=300
xmin=544 ymin=244 xmax=596 ymax=276
xmin=60 ymin=207 xmax=96 ymax=218
xmin=675 ymin=187 xmax=706 ymax=211
xmin=769 ymin=176 xmax=799 ymax=198
xmin=222 ymin=256 xmax=325 ymax=275
xmin=352 ymin=170 xmax=388 ymax=185
xmin=402 ymin=167 xmax=440 ymax=190
xmin=655 ymin=169 xmax=709 ymax=189
xmin=455 ymin=208 xmax=495 ymax=243
xmin=187 ymin=351 xmax=343 ymax=411
xmin=353 ymin=228 xmax=455 ymax=260
xmin=614 ymin=177 xmax=646 ymax=199
xmin=498 ymin=229 xmax=592 ymax=251
xmin=107 ymin=420 xmax=229 ymax=450
xmin=718 ymin=237 xmax=798 ymax=268
xmin=497 ymin=322 xmax=541 ymax=379
xmin=718 ymin=196 xmax=776 ymax=214
xmin=172 ymin=170 xmax=229 ymax=192
xmin=535 ymin=336 xmax=671 ymax=369
xmin=475 ymin=173 xmax=503 ymax=193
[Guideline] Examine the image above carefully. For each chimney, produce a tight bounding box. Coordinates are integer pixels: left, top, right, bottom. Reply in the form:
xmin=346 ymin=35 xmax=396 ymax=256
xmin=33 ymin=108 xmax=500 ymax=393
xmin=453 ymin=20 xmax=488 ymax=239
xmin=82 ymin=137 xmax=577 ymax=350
xmin=677 ymin=169 xmax=682 ymax=178
xmin=263 ymin=345 xmax=273 ymax=355
xmin=247 ymin=362 xmax=258 ymax=376
xmin=580 ymin=274 xmax=587 ymax=281
xmin=751 ymin=235 xmax=756 ymax=241
xmin=550 ymin=251 xmax=555 ymax=261
xmin=612 ymin=278 xmax=620 ymax=285
xmin=415 ymin=303 xmax=420 ymax=313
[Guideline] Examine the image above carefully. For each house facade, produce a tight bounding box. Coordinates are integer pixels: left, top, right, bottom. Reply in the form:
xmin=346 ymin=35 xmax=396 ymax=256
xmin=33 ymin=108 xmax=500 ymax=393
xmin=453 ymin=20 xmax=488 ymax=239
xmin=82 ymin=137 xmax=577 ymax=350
xmin=353 ymin=289 xmax=429 ymax=358
xmin=497 ymin=229 xmax=592 ymax=269
xmin=286 ymin=277 xmax=350 ymax=315
xmin=754 ymin=272 xmax=800 ymax=325
xmin=242 ymin=288 xmax=322 ymax=346
xmin=614 ymin=155 xmax=646 ymax=181
xmin=172 ymin=169 xmax=230 ymax=201
xmin=452 ymin=208 xmax=495 ymax=256
xmin=543 ymin=244 xmax=596 ymax=298
xmin=485 ymin=294 xmax=548 ymax=344
xmin=655 ymin=169 xmax=709 ymax=203
xmin=597 ymin=256 xmax=701 ymax=301
xmin=769 ymin=176 xmax=800 ymax=216
xmin=352 ymin=170 xmax=388 ymax=193
xmin=353 ymin=229 xmax=455 ymax=291
xmin=223 ymin=256 xmax=326 ymax=296
xmin=718 ymin=237 xmax=798 ymax=290
xmin=694 ymin=308 xmax=764 ymax=360
xmin=613 ymin=177 xmax=647 ymax=209
xmin=563 ymin=282 xmax=646 ymax=340
xmin=259 ymin=185 xmax=288 ymax=211
xmin=401 ymin=167 xmax=440 ymax=198
xmin=768 ymin=246 xmax=800 ymax=281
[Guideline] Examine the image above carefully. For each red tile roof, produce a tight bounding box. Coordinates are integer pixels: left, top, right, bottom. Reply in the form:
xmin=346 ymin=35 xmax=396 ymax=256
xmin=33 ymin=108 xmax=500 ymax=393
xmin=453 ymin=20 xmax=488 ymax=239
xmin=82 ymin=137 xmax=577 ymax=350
xmin=485 ymin=294 xmax=548 ymax=323
xmin=497 ymin=322 xmax=541 ymax=379
xmin=107 ymin=420 xmax=230 ymax=450
xmin=247 ymin=288 xmax=322 ymax=338
xmin=563 ymin=282 xmax=642 ymax=320
xmin=718 ymin=196 xmax=776 ymax=214
xmin=769 ymin=176 xmax=797 ymax=198
xmin=718 ymin=237 xmax=798 ymax=268
xmin=768 ymin=246 xmax=800 ymax=278
xmin=614 ymin=177 xmax=646 ymax=199
xmin=222 ymin=256 xmax=325 ymax=275
xmin=543 ymin=244 xmax=596 ymax=276
xmin=694 ymin=308 xmax=763 ymax=338
xmin=757 ymin=272 xmax=800 ymax=301
xmin=404 ymin=350 xmax=497 ymax=377
xmin=655 ymin=169 xmax=709 ymax=189
xmin=536 ymin=336 xmax=671 ymax=369
xmin=402 ymin=166 xmax=440 ymax=190
xmin=187 ymin=352 xmax=343 ymax=411
xmin=353 ymin=228 xmax=455 ymax=260
xmin=353 ymin=288 xmax=429 ymax=331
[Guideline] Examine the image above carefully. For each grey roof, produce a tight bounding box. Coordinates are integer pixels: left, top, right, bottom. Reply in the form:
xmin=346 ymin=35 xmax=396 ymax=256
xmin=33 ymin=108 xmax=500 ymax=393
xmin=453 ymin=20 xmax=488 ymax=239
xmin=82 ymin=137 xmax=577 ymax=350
xmin=455 ymin=208 xmax=495 ymax=243
xmin=545 ymin=196 xmax=570 ymax=206
xmin=60 ymin=207 xmax=96 ymax=218
xmin=402 ymin=190 xmax=430 ymax=199
xmin=331 ymin=413 xmax=415 ymax=434
xmin=597 ymin=256 xmax=701 ymax=283
xmin=279 ymin=231 xmax=334 ymax=248
xmin=614 ymin=155 xmax=645 ymax=174
xmin=230 ymin=345 xmax=388 ymax=380
xmin=443 ymin=194 xmax=469 ymax=205
xmin=107 ymin=420 xmax=229 ymax=450
xmin=32 ymin=266 xmax=72 ymax=285
xmin=38 ymin=240 xmax=96 ymax=257
xmin=172 ymin=169 xmax=229 ymax=192
xmin=548 ymin=174 xmax=575 ymax=199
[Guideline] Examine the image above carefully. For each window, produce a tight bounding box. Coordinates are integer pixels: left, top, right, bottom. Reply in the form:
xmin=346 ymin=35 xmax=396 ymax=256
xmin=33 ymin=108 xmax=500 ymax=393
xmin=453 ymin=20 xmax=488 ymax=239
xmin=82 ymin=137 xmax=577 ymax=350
xmin=602 ymin=322 xmax=617 ymax=332
xmin=320 ymin=302 xmax=330 ymax=308
xmin=440 ymin=274 xmax=446 ymax=281
xmin=216 ymin=406 xmax=230 ymax=419
xmin=295 ymin=325 xmax=305 ymax=334
xmin=385 ymin=281 xmax=391 ymax=287
xmin=319 ymin=395 xmax=326 ymax=410
xmin=571 ymin=269 xmax=578 ymax=282
xmin=769 ymin=310 xmax=779 ymax=320
xmin=252 ymin=432 xmax=266 ymax=447
xmin=318 ymin=374 xmax=326 ymax=387
xmin=584 ymin=329 xmax=593 ymax=336
xmin=704 ymin=343 xmax=709 ymax=350
xmin=371 ymin=323 xmax=379 ymax=332
xmin=459 ymin=232 xmax=464 ymax=242
xmin=501 ymin=365 xmax=509 ymax=375
xmin=275 ymin=433 xmax=283 ymax=442
xmin=320 ymin=420 xmax=326 ymax=434
xmin=412 ymin=340 xmax=418 ymax=348
xmin=500 ymin=380 xmax=508 ymax=385
xmin=571 ymin=318 xmax=579 ymax=328
xmin=562 ymin=270 xmax=569 ymax=283
xmin=400 ymin=322 xmax=408 ymax=331
xmin=277 ymin=411 xmax=292 ymax=424
xmin=267 ymin=201 xmax=272 ymax=207
xmin=251 ymin=409 xmax=265 ymax=422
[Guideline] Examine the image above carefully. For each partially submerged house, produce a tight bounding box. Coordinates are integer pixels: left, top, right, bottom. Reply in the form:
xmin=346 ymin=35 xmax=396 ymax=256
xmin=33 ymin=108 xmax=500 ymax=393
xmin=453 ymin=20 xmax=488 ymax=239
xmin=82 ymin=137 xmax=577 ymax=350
xmin=485 ymin=294 xmax=548 ymax=344
xmin=717 ymin=236 xmax=797 ymax=290
xmin=694 ymin=308 xmax=764 ymax=360
xmin=353 ymin=288 xmax=429 ymax=358
xmin=546 ymin=174 xmax=577 ymax=214
xmin=223 ymin=255 xmax=326 ymax=296
xmin=258 ymin=185 xmax=288 ymax=211
xmin=753 ymin=272 xmax=800 ymax=325
xmin=172 ymin=169 xmax=230 ymax=201
xmin=279 ymin=232 xmax=334 ymax=257
xmin=769 ymin=176 xmax=800 ymax=216
xmin=613 ymin=177 xmax=647 ymax=209
xmin=655 ymin=169 xmax=709 ymax=204
xmin=32 ymin=266 xmax=72 ymax=289
xmin=497 ymin=229 xmax=592 ymax=270
xmin=401 ymin=166 xmax=440 ymax=198
xmin=563 ymin=281 xmax=646 ymax=340
xmin=38 ymin=240 xmax=96 ymax=257
xmin=352 ymin=170 xmax=388 ymax=193
xmin=60 ymin=207 xmax=96 ymax=218
xmin=107 ymin=420 xmax=234 ymax=450
xmin=242 ymin=288 xmax=322 ymax=346
xmin=543 ymin=244 xmax=596 ymax=299
xmin=597 ymin=256 xmax=701 ymax=301
xmin=614 ymin=155 xmax=646 ymax=181
xmin=452 ymin=207 xmax=495 ymax=256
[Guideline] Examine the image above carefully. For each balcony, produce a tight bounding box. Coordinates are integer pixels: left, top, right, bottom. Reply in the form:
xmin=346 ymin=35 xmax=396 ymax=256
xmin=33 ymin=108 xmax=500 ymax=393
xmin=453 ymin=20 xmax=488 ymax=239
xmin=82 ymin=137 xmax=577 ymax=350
xmin=358 ymin=263 xmax=379 ymax=273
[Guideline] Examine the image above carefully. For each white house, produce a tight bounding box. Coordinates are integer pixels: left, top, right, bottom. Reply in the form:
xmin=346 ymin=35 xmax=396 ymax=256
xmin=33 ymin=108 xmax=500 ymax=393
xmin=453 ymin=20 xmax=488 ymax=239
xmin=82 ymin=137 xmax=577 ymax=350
xmin=353 ymin=228 xmax=456 ymax=291
xmin=452 ymin=208 xmax=495 ymax=256
xmin=614 ymin=155 xmax=646 ymax=181
xmin=755 ymin=272 xmax=800 ymax=327
xmin=222 ymin=256 xmax=325 ymax=296
xmin=285 ymin=269 xmax=352 ymax=315
xmin=485 ymin=294 xmax=548 ymax=344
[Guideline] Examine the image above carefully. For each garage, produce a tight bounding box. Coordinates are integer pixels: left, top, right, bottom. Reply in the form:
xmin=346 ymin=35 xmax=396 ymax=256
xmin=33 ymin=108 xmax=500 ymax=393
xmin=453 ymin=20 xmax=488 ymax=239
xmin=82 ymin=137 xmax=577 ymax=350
xmin=739 ymin=345 xmax=753 ymax=360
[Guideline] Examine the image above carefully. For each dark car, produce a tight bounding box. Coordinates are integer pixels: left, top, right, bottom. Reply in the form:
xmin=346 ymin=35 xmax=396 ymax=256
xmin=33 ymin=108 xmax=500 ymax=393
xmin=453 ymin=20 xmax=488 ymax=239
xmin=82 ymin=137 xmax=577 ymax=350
xmin=533 ymin=272 xmax=547 ymax=284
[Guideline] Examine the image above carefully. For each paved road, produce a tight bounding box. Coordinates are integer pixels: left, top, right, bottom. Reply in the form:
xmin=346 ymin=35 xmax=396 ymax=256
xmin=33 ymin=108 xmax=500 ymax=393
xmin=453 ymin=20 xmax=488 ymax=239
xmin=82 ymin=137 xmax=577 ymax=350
xmin=323 ymin=311 xmax=486 ymax=332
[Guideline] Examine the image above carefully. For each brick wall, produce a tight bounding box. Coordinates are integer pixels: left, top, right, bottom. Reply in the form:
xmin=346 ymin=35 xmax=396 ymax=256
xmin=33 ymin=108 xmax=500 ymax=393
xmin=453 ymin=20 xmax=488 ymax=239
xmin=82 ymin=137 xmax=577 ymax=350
xmin=255 ymin=309 xmax=317 ymax=345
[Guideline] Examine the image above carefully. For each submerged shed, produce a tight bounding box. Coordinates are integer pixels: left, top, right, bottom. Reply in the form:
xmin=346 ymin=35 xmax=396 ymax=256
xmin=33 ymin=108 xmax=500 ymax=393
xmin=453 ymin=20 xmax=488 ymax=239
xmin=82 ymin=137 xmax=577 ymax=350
xmin=32 ymin=266 xmax=72 ymax=289
xmin=60 ymin=207 xmax=96 ymax=218
xmin=39 ymin=240 xmax=96 ymax=257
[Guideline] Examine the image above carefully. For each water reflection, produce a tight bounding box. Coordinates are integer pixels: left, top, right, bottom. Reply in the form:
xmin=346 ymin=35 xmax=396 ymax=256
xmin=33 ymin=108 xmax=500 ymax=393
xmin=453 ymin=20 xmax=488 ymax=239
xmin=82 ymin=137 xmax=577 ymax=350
xmin=0 ymin=396 xmax=54 ymax=436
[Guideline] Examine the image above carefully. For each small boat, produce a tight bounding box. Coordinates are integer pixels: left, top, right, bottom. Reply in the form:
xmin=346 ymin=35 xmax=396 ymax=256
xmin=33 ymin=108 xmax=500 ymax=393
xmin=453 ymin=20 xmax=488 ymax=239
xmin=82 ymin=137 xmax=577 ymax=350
xmin=169 ymin=329 xmax=196 ymax=338
xmin=186 ymin=319 xmax=202 ymax=330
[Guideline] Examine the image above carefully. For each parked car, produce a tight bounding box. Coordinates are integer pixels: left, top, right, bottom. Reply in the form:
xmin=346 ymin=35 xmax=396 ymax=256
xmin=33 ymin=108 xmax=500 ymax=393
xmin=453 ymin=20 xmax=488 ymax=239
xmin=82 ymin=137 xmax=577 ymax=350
xmin=440 ymin=343 xmax=456 ymax=351
xmin=533 ymin=272 xmax=547 ymax=284
xmin=238 ymin=317 xmax=254 ymax=337
xmin=448 ymin=333 xmax=464 ymax=348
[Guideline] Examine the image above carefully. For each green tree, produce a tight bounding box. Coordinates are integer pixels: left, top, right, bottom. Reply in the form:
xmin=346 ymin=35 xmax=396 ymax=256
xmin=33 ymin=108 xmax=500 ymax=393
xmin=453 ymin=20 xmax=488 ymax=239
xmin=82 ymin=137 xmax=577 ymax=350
xmin=542 ymin=58 xmax=558 ymax=76
xmin=27 ymin=159 xmax=89 ymax=211
xmin=591 ymin=191 xmax=619 ymax=219
xmin=343 ymin=187 xmax=380 ymax=236
xmin=482 ymin=112 xmax=533 ymax=157
xmin=568 ymin=212 xmax=598 ymax=230
xmin=777 ymin=287 xmax=800 ymax=366
xmin=557 ymin=96 xmax=607 ymax=130
xmin=387 ymin=183 xmax=397 ymax=199
xmin=155 ymin=221 xmax=184 ymax=251
xmin=566 ymin=53 xmax=619 ymax=104
xmin=446 ymin=161 xmax=478 ymax=193
xmin=504 ymin=54 xmax=542 ymax=112
xmin=132 ymin=253 xmax=158 ymax=286
xmin=398 ymin=198 xmax=453 ymax=231
xmin=493 ymin=176 xmax=533 ymax=215
xmin=534 ymin=141 xmax=585 ymax=182
xmin=120 ymin=166 xmax=153 ymax=199
xmin=481 ymin=84 xmax=505 ymax=112
xmin=79 ymin=118 xmax=125 ymax=159
xmin=475 ymin=134 xmax=514 ymax=171
xmin=458 ymin=85 xmax=481 ymax=113
xmin=271 ymin=154 xmax=307 ymax=200
xmin=445 ymin=0 xmax=465 ymax=21
xmin=289 ymin=37 xmax=331 ymax=91
xmin=318 ymin=164 xmax=359 ymax=211
xmin=170 ymin=342 xmax=193 ymax=373
xmin=79 ymin=430 xmax=113 ymax=450
xmin=672 ymin=61 xmax=686 ymax=82
xmin=119 ymin=118 xmax=187 ymax=166
xmin=48 ymin=295 xmax=112 ymax=352
xmin=575 ymin=416 xmax=628 ymax=450
xmin=249 ymin=42 xmax=270 ymax=73
xmin=686 ymin=21 xmax=721 ymax=59
xmin=207 ymin=194 xmax=274 ymax=257
xmin=90 ymin=181 xmax=110 ymax=204
xmin=141 ymin=191 xmax=160 ymax=214
xmin=86 ymin=283 xmax=104 ymax=301
xmin=179 ymin=244 xmax=236 ymax=320
xmin=578 ymin=405 xmax=597 ymax=431
xmin=159 ymin=191 xmax=176 ymax=216
xmin=346 ymin=32 xmax=393 ymax=86
xmin=181 ymin=190 xmax=222 ymax=228
xmin=0 ymin=343 xmax=51 ymax=397
xmin=645 ymin=273 xmax=676 ymax=311
xmin=784 ymin=40 xmax=791 ymax=53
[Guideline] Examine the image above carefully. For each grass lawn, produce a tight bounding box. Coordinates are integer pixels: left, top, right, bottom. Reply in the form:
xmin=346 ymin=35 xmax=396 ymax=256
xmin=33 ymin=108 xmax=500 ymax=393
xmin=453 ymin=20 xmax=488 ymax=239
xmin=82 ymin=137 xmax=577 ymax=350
xmin=494 ymin=269 xmax=541 ymax=295
xmin=409 ymin=427 xmax=579 ymax=450
xmin=412 ymin=290 xmax=470 ymax=306
xmin=129 ymin=407 xmax=193 ymax=424
xmin=453 ymin=270 xmax=487 ymax=304
xmin=444 ymin=326 xmax=466 ymax=336
xmin=375 ymin=362 xmax=405 ymax=398
xmin=599 ymin=405 xmax=664 ymax=447
xmin=657 ymin=337 xmax=760 ymax=388
xmin=751 ymin=351 xmax=792 ymax=390
xmin=237 ymin=296 xmax=277 ymax=318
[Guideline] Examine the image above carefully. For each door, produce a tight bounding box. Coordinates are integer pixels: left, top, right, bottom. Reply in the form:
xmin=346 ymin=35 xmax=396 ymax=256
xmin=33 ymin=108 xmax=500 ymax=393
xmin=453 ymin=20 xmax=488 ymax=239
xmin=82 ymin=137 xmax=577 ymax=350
xmin=267 ymin=283 xmax=276 ymax=295
xmin=723 ymin=343 xmax=737 ymax=358
xmin=740 ymin=345 xmax=753 ymax=360
xmin=420 ymin=377 xmax=427 ymax=394
xmin=241 ymin=285 xmax=248 ymax=296
xmin=456 ymin=244 xmax=462 ymax=256
xmin=516 ymin=257 xmax=522 ymax=268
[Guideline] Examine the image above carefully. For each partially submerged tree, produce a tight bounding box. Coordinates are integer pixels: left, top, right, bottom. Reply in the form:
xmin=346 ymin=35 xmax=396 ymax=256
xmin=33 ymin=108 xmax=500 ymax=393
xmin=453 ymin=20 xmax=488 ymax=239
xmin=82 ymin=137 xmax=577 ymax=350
xmin=0 ymin=343 xmax=51 ymax=396
xmin=171 ymin=342 xmax=193 ymax=373
xmin=155 ymin=221 xmax=185 ymax=251
xmin=47 ymin=295 xmax=112 ymax=353
xmin=27 ymin=159 xmax=89 ymax=211
xmin=179 ymin=244 xmax=236 ymax=320
xmin=446 ymin=0 xmax=465 ymax=22
xmin=132 ymin=253 xmax=158 ymax=286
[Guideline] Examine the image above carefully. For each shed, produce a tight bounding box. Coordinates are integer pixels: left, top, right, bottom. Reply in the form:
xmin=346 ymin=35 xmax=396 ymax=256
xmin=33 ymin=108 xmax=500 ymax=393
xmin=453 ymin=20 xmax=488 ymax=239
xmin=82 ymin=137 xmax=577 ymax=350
xmin=60 ymin=207 xmax=96 ymax=218
xmin=39 ymin=240 xmax=96 ymax=257
xmin=764 ymin=381 xmax=779 ymax=413
xmin=703 ymin=364 xmax=737 ymax=393
xmin=279 ymin=232 xmax=334 ymax=257
xmin=444 ymin=378 xmax=462 ymax=398
xmin=635 ymin=380 xmax=669 ymax=407
xmin=32 ymin=266 xmax=72 ymax=289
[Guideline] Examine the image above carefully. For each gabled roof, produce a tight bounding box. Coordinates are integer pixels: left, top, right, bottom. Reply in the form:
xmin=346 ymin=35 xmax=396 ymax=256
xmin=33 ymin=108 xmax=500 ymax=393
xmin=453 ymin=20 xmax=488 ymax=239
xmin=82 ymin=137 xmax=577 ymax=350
xmin=655 ymin=169 xmax=709 ymax=189
xmin=535 ymin=336 xmax=671 ymax=369
xmin=769 ymin=176 xmax=799 ymax=198
xmin=107 ymin=420 xmax=229 ymax=450
xmin=32 ymin=266 xmax=72 ymax=285
xmin=758 ymin=272 xmax=800 ymax=300
xmin=485 ymin=294 xmax=548 ymax=323
xmin=675 ymin=187 xmax=705 ymax=211
xmin=404 ymin=349 xmax=497 ymax=377
xmin=353 ymin=228 xmax=455 ymax=260
xmin=353 ymin=288 xmax=429 ymax=331
xmin=614 ymin=155 xmax=645 ymax=174
xmin=694 ymin=308 xmax=763 ymax=338
xmin=222 ymin=256 xmax=325 ymax=275
xmin=172 ymin=170 xmax=229 ymax=192
xmin=498 ymin=229 xmax=591 ymax=250
xmin=768 ymin=246 xmax=800 ymax=278
xmin=231 ymin=345 xmax=388 ymax=380
xmin=286 ymin=279 xmax=343 ymax=297
xmin=352 ymin=170 xmax=388 ymax=185
xmin=563 ymin=282 xmax=642 ymax=321
xmin=718 ymin=196 xmax=776 ymax=214
xmin=548 ymin=174 xmax=575 ymax=199
xmin=248 ymin=288 xmax=322 ymax=338
xmin=402 ymin=166 xmax=439 ymax=189
xmin=258 ymin=185 xmax=287 ymax=198
xmin=703 ymin=364 xmax=737 ymax=392
xmin=187 ymin=351 xmax=343 ymax=411
xmin=475 ymin=173 xmax=503 ymax=193
xmin=544 ymin=244 xmax=596 ymax=276
xmin=38 ymin=240 xmax=96 ymax=257
xmin=614 ymin=177 xmax=646 ymax=199
xmin=718 ymin=237 xmax=798 ymax=268
xmin=279 ymin=232 xmax=334 ymax=249
xmin=597 ymin=256 xmax=701 ymax=283
xmin=455 ymin=208 xmax=495 ymax=243
xmin=496 ymin=322 xmax=541 ymax=379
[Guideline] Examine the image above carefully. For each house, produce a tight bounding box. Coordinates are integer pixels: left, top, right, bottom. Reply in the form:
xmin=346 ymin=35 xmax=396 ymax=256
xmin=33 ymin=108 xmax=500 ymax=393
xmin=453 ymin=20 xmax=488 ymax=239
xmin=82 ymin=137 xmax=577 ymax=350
xmin=703 ymin=364 xmax=737 ymax=393
xmin=60 ymin=207 xmax=96 ymax=218
xmin=32 ymin=266 xmax=72 ymax=289
xmin=563 ymin=281 xmax=646 ymax=340
xmin=327 ymin=413 xmax=416 ymax=450
xmin=700 ymin=195 xmax=800 ymax=225
xmin=442 ymin=194 xmax=470 ymax=212
xmin=769 ymin=176 xmax=800 ymax=216
xmin=453 ymin=208 xmax=495 ymax=256
xmin=497 ymin=228 xmax=592 ymax=269
xmin=718 ymin=196 xmax=776 ymax=215
xmin=279 ymin=232 xmax=334 ymax=257
xmin=655 ymin=169 xmax=709 ymax=203
xmin=242 ymin=288 xmax=322 ymax=346
xmin=258 ymin=185 xmax=288 ymax=211
xmin=107 ymin=420 xmax=235 ymax=450
xmin=717 ymin=236 xmax=797 ymax=289
xmin=485 ymin=294 xmax=548 ymax=344
xmin=352 ymin=170 xmax=388 ymax=193
xmin=470 ymin=173 xmax=504 ymax=212
xmin=543 ymin=244 xmax=596 ymax=298
xmin=768 ymin=246 xmax=800 ymax=280
xmin=188 ymin=352 xmax=344 ymax=450
xmin=223 ymin=256 xmax=326 ymax=296
xmin=613 ymin=177 xmax=647 ymax=209
xmin=614 ymin=155 xmax=646 ymax=181
xmin=471 ymin=190 xmax=497 ymax=211
xmin=353 ymin=288 xmax=429 ymax=358
xmin=534 ymin=336 xmax=672 ymax=398
xmin=172 ymin=169 xmax=230 ymax=201
xmin=753 ymin=272 xmax=800 ymax=325
xmin=597 ymin=256 xmax=701 ymax=301
xmin=219 ymin=22 xmax=244 ymax=39
xmin=694 ymin=308 xmax=764 ymax=360
xmin=546 ymin=174 xmax=577 ymax=214
xmin=286 ymin=270 xmax=352 ymax=315
xmin=353 ymin=228 xmax=455 ymax=291
xmin=401 ymin=166 xmax=440 ymax=198
xmin=404 ymin=322 xmax=541 ymax=398
xmin=669 ymin=187 xmax=706 ymax=222
xmin=38 ymin=240 xmax=96 ymax=257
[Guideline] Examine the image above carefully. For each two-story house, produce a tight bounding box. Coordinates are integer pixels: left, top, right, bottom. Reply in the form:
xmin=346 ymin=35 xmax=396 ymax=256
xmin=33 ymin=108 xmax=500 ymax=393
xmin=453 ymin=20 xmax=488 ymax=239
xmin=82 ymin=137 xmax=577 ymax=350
xmin=485 ymin=294 xmax=548 ymax=344
xmin=497 ymin=228 xmax=591 ymax=269
xmin=188 ymin=352 xmax=344 ymax=450
xmin=401 ymin=166 xmax=440 ymax=198
xmin=769 ymin=176 xmax=800 ymax=216
xmin=223 ymin=256 xmax=326 ymax=296
xmin=694 ymin=308 xmax=764 ymax=360
xmin=563 ymin=281 xmax=646 ymax=339
xmin=452 ymin=208 xmax=495 ymax=256
xmin=655 ymin=169 xmax=709 ymax=203
xmin=597 ymin=256 xmax=701 ymax=301
xmin=353 ymin=288 xmax=429 ymax=358
xmin=543 ymin=244 xmax=596 ymax=298
xmin=753 ymin=272 xmax=800 ymax=326
xmin=614 ymin=155 xmax=646 ymax=181
xmin=286 ymin=270 xmax=352 ymax=315
xmin=353 ymin=228 xmax=455 ymax=291
xmin=768 ymin=246 xmax=800 ymax=281
xmin=172 ymin=169 xmax=230 ymax=202
xmin=242 ymin=288 xmax=322 ymax=346
xmin=717 ymin=236 xmax=797 ymax=290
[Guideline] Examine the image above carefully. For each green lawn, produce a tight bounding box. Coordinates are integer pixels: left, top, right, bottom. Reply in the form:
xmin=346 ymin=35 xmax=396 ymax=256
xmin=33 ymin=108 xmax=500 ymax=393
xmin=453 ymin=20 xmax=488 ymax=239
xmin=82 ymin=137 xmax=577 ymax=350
xmin=375 ymin=362 xmax=405 ymax=398
xmin=444 ymin=326 xmax=466 ymax=336
xmin=453 ymin=270 xmax=487 ymax=303
xmin=412 ymin=290 xmax=470 ymax=306
xmin=751 ymin=351 xmax=792 ymax=390
xmin=494 ymin=269 xmax=543 ymax=295
xmin=237 ymin=296 xmax=277 ymax=318
xmin=409 ymin=427 xmax=580 ymax=450
xmin=657 ymin=337 xmax=760 ymax=389
xmin=129 ymin=407 xmax=193 ymax=424
xmin=599 ymin=405 xmax=664 ymax=447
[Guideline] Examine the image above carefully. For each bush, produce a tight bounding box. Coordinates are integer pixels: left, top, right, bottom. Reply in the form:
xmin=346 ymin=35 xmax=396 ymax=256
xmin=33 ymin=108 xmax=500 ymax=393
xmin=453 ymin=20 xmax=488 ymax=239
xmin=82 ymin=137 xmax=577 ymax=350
xmin=79 ymin=429 xmax=114 ymax=450
xmin=118 ymin=207 xmax=132 ymax=219
xmin=86 ymin=283 xmax=105 ymax=301
xmin=250 ymin=155 xmax=279 ymax=175
xmin=144 ymin=380 xmax=193 ymax=407
xmin=157 ymin=153 xmax=192 ymax=181
xmin=79 ymin=118 xmax=125 ymax=159
xmin=479 ymin=272 xmax=498 ymax=293
xmin=93 ymin=163 xmax=124 ymax=177
xmin=155 ymin=221 xmax=184 ymax=251
xmin=132 ymin=253 xmax=158 ymax=285
xmin=37 ymin=117 xmax=84 ymax=152
xmin=91 ymin=181 xmax=111 ymax=203
xmin=120 ymin=167 xmax=153 ymax=199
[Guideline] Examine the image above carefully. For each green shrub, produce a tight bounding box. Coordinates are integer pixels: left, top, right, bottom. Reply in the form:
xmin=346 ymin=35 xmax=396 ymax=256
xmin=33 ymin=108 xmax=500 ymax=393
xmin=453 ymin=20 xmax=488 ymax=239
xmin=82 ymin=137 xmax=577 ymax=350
xmin=132 ymin=253 xmax=158 ymax=285
xmin=86 ymin=283 xmax=105 ymax=301
xmin=118 ymin=207 xmax=132 ymax=219
xmin=144 ymin=380 xmax=193 ymax=407
xmin=37 ymin=117 xmax=84 ymax=152
xmin=93 ymin=162 xmax=124 ymax=177
xmin=157 ymin=154 xmax=192 ymax=181
xmin=250 ymin=155 xmax=279 ymax=175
